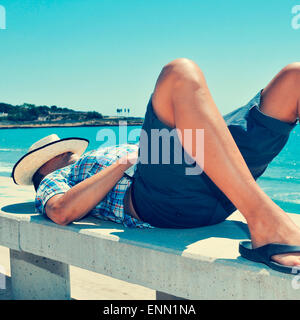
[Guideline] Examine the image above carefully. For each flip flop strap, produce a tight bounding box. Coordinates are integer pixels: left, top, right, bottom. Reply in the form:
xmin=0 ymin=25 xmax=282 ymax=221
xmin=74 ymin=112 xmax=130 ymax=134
xmin=257 ymin=243 xmax=300 ymax=260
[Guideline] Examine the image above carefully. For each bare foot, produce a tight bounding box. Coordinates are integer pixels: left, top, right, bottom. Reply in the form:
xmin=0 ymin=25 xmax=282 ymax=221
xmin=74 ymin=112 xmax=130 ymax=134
xmin=248 ymin=208 xmax=300 ymax=267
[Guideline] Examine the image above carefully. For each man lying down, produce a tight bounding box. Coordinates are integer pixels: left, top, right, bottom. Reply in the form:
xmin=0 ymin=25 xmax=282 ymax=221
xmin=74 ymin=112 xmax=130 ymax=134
xmin=12 ymin=134 xmax=150 ymax=229
xmin=12 ymin=58 xmax=300 ymax=274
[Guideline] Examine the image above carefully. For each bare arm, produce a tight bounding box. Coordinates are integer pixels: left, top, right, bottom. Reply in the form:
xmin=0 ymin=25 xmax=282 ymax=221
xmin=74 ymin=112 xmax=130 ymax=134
xmin=45 ymin=152 xmax=137 ymax=225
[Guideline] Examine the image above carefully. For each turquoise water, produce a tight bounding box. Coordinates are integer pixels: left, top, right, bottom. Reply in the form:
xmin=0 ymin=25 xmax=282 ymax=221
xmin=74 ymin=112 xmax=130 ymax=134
xmin=0 ymin=125 xmax=141 ymax=175
xmin=0 ymin=125 xmax=299 ymax=213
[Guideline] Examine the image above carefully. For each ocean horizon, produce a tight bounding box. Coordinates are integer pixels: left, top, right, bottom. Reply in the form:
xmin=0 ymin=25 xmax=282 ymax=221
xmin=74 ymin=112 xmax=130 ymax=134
xmin=0 ymin=125 xmax=299 ymax=214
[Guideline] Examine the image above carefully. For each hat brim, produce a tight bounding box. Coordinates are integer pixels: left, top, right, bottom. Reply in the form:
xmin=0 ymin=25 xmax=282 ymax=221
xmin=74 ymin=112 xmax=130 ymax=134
xmin=12 ymin=137 xmax=89 ymax=185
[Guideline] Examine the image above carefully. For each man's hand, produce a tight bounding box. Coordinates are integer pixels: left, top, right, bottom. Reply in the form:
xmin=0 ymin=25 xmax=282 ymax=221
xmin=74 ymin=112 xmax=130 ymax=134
xmin=118 ymin=150 xmax=138 ymax=166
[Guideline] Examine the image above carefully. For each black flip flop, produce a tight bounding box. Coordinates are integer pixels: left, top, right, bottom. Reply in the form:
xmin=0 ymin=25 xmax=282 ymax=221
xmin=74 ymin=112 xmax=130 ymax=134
xmin=239 ymin=241 xmax=300 ymax=274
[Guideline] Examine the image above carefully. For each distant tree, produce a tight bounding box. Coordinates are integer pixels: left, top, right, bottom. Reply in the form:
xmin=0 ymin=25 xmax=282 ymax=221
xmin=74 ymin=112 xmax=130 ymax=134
xmin=50 ymin=105 xmax=58 ymax=112
xmin=21 ymin=103 xmax=36 ymax=109
xmin=0 ymin=103 xmax=14 ymax=113
xmin=27 ymin=107 xmax=39 ymax=118
xmin=62 ymin=107 xmax=75 ymax=113
xmin=37 ymin=106 xmax=50 ymax=116
xmin=7 ymin=108 xmax=38 ymax=122
xmin=85 ymin=111 xmax=103 ymax=120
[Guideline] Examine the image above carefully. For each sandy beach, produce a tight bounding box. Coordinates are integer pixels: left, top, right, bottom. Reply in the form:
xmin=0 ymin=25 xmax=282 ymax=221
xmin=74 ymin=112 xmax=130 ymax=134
xmin=0 ymin=176 xmax=155 ymax=300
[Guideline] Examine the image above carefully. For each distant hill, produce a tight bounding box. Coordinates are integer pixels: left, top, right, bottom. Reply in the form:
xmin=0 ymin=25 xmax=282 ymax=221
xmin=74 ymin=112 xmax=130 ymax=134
xmin=0 ymin=102 xmax=143 ymax=128
xmin=0 ymin=102 xmax=103 ymax=122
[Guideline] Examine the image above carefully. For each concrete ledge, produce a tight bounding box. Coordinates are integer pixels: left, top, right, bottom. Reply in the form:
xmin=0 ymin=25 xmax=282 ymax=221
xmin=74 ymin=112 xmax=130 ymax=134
xmin=0 ymin=245 xmax=155 ymax=300
xmin=10 ymin=249 xmax=70 ymax=300
xmin=1 ymin=192 xmax=300 ymax=299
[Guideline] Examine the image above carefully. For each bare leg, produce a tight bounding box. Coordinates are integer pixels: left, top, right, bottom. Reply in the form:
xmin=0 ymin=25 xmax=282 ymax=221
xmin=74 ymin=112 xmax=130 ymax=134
xmin=260 ymin=62 xmax=300 ymax=122
xmin=152 ymin=58 xmax=300 ymax=266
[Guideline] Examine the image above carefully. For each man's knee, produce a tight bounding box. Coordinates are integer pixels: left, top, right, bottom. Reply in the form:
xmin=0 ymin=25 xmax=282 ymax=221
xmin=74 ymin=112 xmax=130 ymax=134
xmin=281 ymin=62 xmax=300 ymax=81
xmin=164 ymin=57 xmax=201 ymax=73
xmin=160 ymin=58 xmax=206 ymax=89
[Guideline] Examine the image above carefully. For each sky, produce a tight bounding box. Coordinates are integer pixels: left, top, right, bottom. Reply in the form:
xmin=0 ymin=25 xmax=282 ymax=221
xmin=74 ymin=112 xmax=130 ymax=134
xmin=0 ymin=0 xmax=300 ymax=117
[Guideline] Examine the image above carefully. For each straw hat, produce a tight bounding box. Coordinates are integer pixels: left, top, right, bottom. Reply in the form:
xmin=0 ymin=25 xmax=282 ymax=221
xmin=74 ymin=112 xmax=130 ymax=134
xmin=12 ymin=134 xmax=89 ymax=185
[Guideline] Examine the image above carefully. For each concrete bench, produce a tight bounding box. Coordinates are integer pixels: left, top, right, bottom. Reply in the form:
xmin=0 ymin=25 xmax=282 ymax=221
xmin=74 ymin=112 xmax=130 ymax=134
xmin=1 ymin=187 xmax=300 ymax=299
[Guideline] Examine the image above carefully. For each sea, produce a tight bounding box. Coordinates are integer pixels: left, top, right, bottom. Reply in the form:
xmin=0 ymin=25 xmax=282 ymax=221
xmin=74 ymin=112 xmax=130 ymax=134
xmin=0 ymin=125 xmax=299 ymax=214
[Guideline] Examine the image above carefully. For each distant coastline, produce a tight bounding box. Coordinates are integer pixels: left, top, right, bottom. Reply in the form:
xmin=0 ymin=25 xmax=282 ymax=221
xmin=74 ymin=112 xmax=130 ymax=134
xmin=0 ymin=101 xmax=143 ymax=129
xmin=0 ymin=118 xmax=144 ymax=129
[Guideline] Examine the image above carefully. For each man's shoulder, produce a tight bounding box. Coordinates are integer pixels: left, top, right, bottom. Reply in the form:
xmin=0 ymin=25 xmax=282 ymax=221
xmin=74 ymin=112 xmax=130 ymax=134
xmin=38 ymin=166 xmax=72 ymax=190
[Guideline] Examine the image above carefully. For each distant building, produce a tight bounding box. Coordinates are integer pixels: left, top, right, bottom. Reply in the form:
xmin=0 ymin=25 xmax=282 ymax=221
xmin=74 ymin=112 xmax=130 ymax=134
xmin=0 ymin=112 xmax=7 ymax=117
